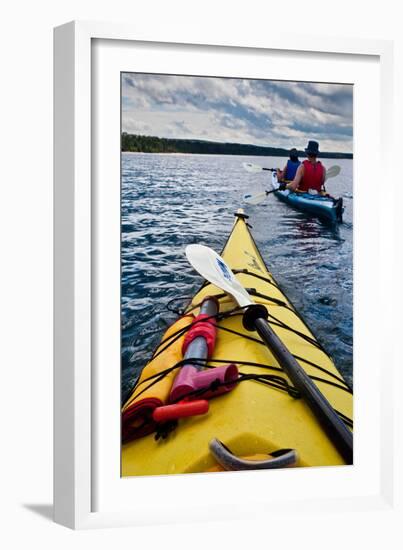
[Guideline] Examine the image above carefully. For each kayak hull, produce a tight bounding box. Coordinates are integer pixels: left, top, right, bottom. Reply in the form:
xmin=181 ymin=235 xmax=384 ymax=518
xmin=271 ymin=173 xmax=344 ymax=223
xmin=122 ymin=212 xmax=352 ymax=476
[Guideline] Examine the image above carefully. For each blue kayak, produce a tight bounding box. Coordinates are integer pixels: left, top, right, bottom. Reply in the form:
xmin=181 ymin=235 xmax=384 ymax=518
xmin=271 ymin=173 xmax=344 ymax=223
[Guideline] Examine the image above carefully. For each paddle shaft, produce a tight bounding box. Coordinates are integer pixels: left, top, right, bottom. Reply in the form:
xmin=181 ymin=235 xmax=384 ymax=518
xmin=253 ymin=317 xmax=353 ymax=463
xmin=185 ymin=241 xmax=352 ymax=462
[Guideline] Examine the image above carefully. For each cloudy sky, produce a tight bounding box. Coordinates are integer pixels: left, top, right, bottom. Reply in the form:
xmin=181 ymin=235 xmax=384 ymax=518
xmin=122 ymin=73 xmax=353 ymax=154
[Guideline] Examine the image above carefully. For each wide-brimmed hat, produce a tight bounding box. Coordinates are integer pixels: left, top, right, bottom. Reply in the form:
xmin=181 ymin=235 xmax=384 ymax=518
xmin=304 ymin=140 xmax=320 ymax=155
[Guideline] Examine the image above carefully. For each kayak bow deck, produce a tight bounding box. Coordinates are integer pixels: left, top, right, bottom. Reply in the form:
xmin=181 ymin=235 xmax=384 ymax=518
xmin=122 ymin=211 xmax=353 ymax=476
xmin=271 ymin=172 xmax=344 ymax=223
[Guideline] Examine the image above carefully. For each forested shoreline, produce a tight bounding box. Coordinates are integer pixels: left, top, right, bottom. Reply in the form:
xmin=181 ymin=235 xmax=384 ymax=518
xmin=121 ymin=133 xmax=353 ymax=159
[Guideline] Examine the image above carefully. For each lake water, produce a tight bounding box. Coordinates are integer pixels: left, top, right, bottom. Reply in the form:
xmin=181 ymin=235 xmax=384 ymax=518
xmin=121 ymin=152 xmax=353 ymax=403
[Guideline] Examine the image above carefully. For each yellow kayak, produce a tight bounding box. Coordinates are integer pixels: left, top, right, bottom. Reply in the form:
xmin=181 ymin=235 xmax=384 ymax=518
xmin=122 ymin=211 xmax=353 ymax=476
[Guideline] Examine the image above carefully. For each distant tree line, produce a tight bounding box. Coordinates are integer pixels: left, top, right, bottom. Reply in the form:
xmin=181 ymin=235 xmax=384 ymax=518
xmin=121 ymin=133 xmax=353 ymax=159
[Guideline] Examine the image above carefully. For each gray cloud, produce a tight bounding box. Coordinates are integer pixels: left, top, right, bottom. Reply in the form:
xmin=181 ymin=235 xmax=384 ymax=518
xmin=122 ymin=73 xmax=353 ymax=153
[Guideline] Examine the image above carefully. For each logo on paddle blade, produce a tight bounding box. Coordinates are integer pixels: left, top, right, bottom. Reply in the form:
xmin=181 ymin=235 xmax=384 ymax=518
xmin=216 ymin=258 xmax=233 ymax=281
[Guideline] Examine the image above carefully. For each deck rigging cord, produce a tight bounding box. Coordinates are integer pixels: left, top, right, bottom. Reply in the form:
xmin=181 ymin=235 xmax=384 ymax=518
xmin=131 ymin=296 xmax=351 ymax=390
xmin=125 ymin=295 xmax=353 ymax=441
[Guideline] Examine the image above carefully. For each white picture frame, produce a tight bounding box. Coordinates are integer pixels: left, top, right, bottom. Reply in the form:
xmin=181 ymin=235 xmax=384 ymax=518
xmin=54 ymin=20 xmax=395 ymax=529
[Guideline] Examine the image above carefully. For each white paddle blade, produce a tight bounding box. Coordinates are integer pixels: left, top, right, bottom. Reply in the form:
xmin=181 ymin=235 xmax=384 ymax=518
xmin=185 ymin=244 xmax=253 ymax=308
xmin=325 ymin=165 xmax=341 ymax=180
xmin=243 ymin=191 xmax=267 ymax=205
xmin=242 ymin=162 xmax=263 ymax=173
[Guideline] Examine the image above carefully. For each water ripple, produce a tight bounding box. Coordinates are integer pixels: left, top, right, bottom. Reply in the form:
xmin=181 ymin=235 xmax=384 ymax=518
xmin=121 ymin=153 xmax=353 ymax=401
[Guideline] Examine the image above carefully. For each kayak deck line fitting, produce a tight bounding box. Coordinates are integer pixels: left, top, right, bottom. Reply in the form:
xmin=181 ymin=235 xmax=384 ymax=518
xmin=122 ymin=211 xmax=353 ymax=475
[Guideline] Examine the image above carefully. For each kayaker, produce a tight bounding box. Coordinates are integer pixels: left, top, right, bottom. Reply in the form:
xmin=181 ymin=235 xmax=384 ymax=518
xmin=279 ymin=140 xmax=326 ymax=193
xmin=277 ymin=148 xmax=301 ymax=182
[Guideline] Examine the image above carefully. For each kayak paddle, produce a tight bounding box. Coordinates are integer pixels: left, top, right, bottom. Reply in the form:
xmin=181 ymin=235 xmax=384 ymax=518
xmin=243 ymin=164 xmax=341 ymax=205
xmin=322 ymin=165 xmax=341 ymax=193
xmin=243 ymin=162 xmax=341 ymax=179
xmin=243 ymin=162 xmax=276 ymax=173
xmin=185 ymin=243 xmax=353 ymax=464
xmin=243 ymin=188 xmax=277 ymax=205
